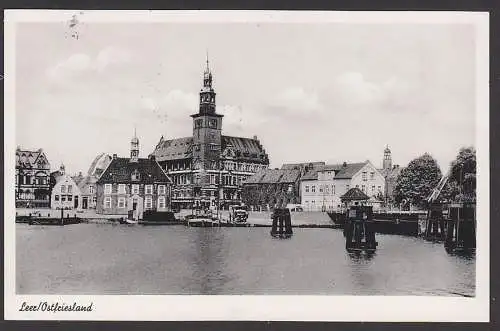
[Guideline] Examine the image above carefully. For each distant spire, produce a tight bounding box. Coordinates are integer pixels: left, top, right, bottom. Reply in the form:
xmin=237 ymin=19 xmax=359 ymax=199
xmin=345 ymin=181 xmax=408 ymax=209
xmin=205 ymin=49 xmax=210 ymax=72
xmin=134 ymin=125 xmax=137 ymax=138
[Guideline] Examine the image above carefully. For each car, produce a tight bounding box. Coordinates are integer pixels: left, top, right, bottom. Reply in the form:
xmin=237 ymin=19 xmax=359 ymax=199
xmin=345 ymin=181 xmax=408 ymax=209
xmin=228 ymin=205 xmax=249 ymax=223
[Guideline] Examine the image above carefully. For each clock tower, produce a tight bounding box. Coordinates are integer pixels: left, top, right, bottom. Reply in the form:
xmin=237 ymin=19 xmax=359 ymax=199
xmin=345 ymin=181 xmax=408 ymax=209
xmin=191 ymin=56 xmax=224 ymax=184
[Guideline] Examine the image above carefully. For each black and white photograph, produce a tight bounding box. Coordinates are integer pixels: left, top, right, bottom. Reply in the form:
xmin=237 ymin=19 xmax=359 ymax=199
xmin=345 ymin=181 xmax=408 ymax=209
xmin=4 ymin=10 xmax=489 ymax=321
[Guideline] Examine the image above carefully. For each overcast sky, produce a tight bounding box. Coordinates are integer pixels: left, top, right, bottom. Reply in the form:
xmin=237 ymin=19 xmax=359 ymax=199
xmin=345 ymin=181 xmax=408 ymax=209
xmin=15 ymin=21 xmax=476 ymax=174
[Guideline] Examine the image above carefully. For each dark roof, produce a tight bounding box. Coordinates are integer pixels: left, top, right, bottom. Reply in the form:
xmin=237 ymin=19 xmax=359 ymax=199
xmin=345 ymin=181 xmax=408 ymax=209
xmin=341 ymin=188 xmax=370 ymax=201
xmin=152 ymin=135 xmax=269 ymax=163
xmin=16 ymin=148 xmax=49 ymax=169
xmin=152 ymin=136 xmax=193 ymax=161
xmin=222 ymin=136 xmax=268 ymax=163
xmin=300 ymin=163 xmax=344 ymax=181
xmin=244 ymin=169 xmax=300 ymax=184
xmin=334 ymin=162 xmax=367 ymax=179
xmin=97 ymin=157 xmax=172 ymax=184
xmin=281 ymin=161 xmax=325 ymax=170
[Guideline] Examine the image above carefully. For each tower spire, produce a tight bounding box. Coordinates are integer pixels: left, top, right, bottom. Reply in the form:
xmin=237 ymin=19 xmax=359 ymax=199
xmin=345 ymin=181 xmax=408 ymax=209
xmin=205 ymin=49 xmax=210 ymax=72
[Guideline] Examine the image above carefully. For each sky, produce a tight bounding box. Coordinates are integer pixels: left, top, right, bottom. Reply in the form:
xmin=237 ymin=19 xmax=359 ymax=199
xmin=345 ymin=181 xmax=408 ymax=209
xmin=15 ymin=20 xmax=476 ymax=175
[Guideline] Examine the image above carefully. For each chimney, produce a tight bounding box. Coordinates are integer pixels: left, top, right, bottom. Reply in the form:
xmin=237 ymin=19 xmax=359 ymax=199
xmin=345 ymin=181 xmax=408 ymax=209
xmin=78 ymin=171 xmax=82 ymax=177
xmin=343 ymin=162 xmax=347 ymax=167
xmin=113 ymin=154 xmax=117 ymax=159
xmin=149 ymin=154 xmax=156 ymax=161
xmin=253 ymin=135 xmax=258 ymax=141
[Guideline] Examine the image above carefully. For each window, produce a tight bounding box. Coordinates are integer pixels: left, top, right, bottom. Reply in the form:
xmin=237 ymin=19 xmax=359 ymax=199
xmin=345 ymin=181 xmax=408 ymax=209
xmin=333 ymin=185 xmax=336 ymax=194
xmin=378 ymin=186 xmax=382 ymax=192
xmin=370 ymin=172 xmax=375 ymax=180
xmin=312 ymin=186 xmax=316 ymax=193
xmin=158 ymin=196 xmax=166 ymax=209
xmin=356 ymin=185 xmax=359 ymax=188
xmin=61 ymin=195 xmax=66 ymax=202
xmin=319 ymin=185 xmax=323 ymax=193
xmin=55 ymin=195 xmax=59 ymax=201
xmin=209 ymin=119 xmax=217 ymax=128
xmin=158 ymin=185 xmax=166 ymax=195
xmin=131 ymin=170 xmax=141 ymax=181
xmin=195 ymin=119 xmax=203 ymax=128
xmin=104 ymin=184 xmax=112 ymax=195
xmin=132 ymin=184 xmax=139 ymax=194
xmin=145 ymin=196 xmax=152 ymax=209
xmin=305 ymin=186 xmax=309 ymax=193
xmin=68 ymin=185 xmax=72 ymax=193
xmin=118 ymin=197 xmax=126 ymax=208
xmin=145 ymin=185 xmax=153 ymax=195
xmin=362 ymin=172 xmax=367 ymax=181
xmin=61 ymin=185 xmax=66 ymax=193
xmin=325 ymin=186 xmax=329 ymax=194
xmin=346 ymin=185 xmax=350 ymax=190
xmin=93 ymin=197 xmax=97 ymax=204
xmin=89 ymin=185 xmax=94 ymax=194
xmin=68 ymin=195 xmax=73 ymax=202
xmin=118 ymin=184 xmax=126 ymax=194
xmin=372 ymin=185 xmax=375 ymax=193
xmin=104 ymin=197 xmax=111 ymax=208
xmin=210 ymin=175 xmax=215 ymax=185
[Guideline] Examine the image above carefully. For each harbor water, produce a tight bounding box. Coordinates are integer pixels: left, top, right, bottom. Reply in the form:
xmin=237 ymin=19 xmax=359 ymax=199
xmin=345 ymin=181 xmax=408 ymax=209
xmin=16 ymin=223 xmax=475 ymax=296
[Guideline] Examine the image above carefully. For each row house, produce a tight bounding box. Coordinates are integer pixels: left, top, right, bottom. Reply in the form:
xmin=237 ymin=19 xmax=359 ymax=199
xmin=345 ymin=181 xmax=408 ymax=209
xmin=96 ymin=133 xmax=172 ymax=219
xmin=241 ymin=169 xmax=301 ymax=211
xmin=15 ymin=147 xmax=51 ymax=208
xmin=301 ymin=161 xmax=385 ymax=211
xmin=50 ymin=164 xmax=82 ymax=209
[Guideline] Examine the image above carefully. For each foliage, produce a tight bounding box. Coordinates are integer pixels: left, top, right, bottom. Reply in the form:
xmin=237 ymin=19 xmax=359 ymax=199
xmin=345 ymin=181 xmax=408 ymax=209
xmin=442 ymin=147 xmax=476 ymax=202
xmin=394 ymin=153 xmax=442 ymax=208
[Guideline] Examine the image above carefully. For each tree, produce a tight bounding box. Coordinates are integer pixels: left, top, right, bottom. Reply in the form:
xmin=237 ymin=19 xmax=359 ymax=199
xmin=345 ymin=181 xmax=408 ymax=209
xmin=394 ymin=153 xmax=442 ymax=209
xmin=442 ymin=147 xmax=476 ymax=203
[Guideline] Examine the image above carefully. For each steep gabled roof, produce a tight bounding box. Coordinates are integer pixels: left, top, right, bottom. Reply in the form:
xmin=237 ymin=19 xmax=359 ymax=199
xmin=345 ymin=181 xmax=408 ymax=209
xmin=222 ymin=135 xmax=268 ymax=163
xmin=97 ymin=157 xmax=172 ymax=184
xmin=16 ymin=148 xmax=49 ymax=169
xmin=341 ymin=188 xmax=370 ymax=201
xmin=152 ymin=137 xmax=193 ymax=162
xmin=244 ymin=169 xmax=300 ymax=184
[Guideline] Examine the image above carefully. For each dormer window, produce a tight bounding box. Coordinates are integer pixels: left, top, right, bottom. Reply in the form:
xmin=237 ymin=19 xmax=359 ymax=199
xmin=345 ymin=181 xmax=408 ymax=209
xmin=131 ymin=169 xmax=141 ymax=181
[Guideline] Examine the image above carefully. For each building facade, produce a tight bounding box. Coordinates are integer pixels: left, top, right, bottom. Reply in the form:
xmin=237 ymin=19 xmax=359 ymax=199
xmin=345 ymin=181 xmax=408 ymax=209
xmin=96 ymin=134 xmax=172 ymax=217
xmin=151 ymin=59 xmax=269 ymax=210
xmin=15 ymin=147 xmax=51 ymax=208
xmin=50 ymin=164 xmax=82 ymax=210
xmin=74 ymin=153 xmax=112 ymax=210
xmin=300 ymin=161 xmax=385 ymax=211
xmin=241 ymin=169 xmax=301 ymax=211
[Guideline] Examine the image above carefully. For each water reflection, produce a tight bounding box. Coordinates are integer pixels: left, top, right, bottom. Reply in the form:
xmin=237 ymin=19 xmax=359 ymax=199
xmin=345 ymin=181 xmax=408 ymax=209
xmin=189 ymin=228 xmax=232 ymax=294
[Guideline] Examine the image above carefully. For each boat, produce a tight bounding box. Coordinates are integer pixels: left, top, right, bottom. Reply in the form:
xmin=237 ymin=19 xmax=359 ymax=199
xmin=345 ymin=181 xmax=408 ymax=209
xmin=118 ymin=217 xmax=139 ymax=225
xmin=186 ymin=216 xmax=220 ymax=227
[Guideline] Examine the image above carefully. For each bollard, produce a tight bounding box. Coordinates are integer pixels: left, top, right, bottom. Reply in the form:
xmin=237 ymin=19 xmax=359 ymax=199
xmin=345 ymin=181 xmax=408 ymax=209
xmin=270 ymin=208 xmax=293 ymax=239
xmin=344 ymin=206 xmax=377 ymax=253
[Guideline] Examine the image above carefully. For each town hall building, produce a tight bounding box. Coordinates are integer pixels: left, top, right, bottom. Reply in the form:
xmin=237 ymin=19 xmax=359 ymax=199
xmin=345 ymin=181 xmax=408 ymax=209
xmin=151 ymin=59 xmax=270 ymax=210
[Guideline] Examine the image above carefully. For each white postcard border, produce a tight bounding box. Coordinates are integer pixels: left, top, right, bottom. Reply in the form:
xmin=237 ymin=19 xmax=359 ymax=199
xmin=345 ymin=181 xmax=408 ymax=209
xmin=4 ymin=10 xmax=490 ymax=322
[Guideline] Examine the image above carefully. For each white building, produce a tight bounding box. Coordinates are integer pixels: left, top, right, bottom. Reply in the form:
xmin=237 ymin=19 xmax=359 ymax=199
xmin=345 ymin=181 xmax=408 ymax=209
xmin=50 ymin=165 xmax=82 ymax=210
xmin=300 ymin=161 xmax=385 ymax=211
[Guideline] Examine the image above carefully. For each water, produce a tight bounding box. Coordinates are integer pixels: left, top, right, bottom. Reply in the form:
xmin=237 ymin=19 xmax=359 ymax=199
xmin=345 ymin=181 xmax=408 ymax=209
xmin=16 ymin=224 xmax=475 ymax=296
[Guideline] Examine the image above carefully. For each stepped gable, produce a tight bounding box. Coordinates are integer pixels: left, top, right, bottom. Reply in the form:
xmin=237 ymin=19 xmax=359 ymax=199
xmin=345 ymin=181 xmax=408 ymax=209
xmin=244 ymin=169 xmax=300 ymax=184
xmin=152 ymin=137 xmax=193 ymax=162
xmin=16 ymin=148 xmax=46 ymax=168
xmin=97 ymin=157 xmax=172 ymax=184
xmin=341 ymin=187 xmax=370 ymax=201
xmin=221 ymin=135 xmax=268 ymax=163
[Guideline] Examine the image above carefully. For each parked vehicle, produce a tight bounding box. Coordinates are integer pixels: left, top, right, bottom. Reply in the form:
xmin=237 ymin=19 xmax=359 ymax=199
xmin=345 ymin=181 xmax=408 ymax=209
xmin=229 ymin=205 xmax=249 ymax=223
xmin=286 ymin=204 xmax=303 ymax=212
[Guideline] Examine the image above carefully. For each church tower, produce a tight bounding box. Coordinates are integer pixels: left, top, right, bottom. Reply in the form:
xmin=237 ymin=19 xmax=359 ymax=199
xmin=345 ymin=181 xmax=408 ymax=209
xmin=191 ymin=55 xmax=224 ymax=174
xmin=130 ymin=128 xmax=139 ymax=163
xmin=383 ymin=145 xmax=392 ymax=170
